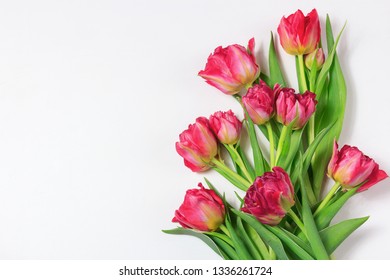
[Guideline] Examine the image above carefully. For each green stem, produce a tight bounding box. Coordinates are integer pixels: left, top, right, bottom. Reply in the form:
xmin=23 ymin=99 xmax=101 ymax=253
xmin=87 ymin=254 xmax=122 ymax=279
xmin=314 ymin=182 xmax=341 ymax=215
xmin=298 ymin=54 xmax=316 ymax=145
xmin=297 ymin=54 xmax=308 ymax=92
xmin=266 ymin=122 xmax=275 ymax=168
xmin=275 ymin=125 xmax=288 ymax=165
xmin=288 ymin=209 xmax=307 ymax=237
xmin=308 ymin=116 xmax=315 ymax=144
xmin=227 ymin=144 xmax=254 ymax=182
xmin=211 ymin=158 xmax=251 ymax=190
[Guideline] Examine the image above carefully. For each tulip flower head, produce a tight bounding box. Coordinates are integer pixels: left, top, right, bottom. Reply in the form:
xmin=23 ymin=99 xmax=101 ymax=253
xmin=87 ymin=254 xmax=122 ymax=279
xmin=277 ymin=9 xmax=320 ymax=55
xmin=241 ymin=167 xmax=295 ymax=226
xmin=327 ymin=141 xmax=388 ymax=192
xmin=209 ymin=110 xmax=242 ymax=145
xmin=275 ymin=88 xmax=317 ymax=130
xmin=242 ymin=81 xmax=275 ymax=125
xmin=198 ymin=38 xmax=260 ymax=95
xmin=172 ymin=183 xmax=226 ymax=231
xmin=304 ymin=48 xmax=325 ymax=70
xmin=176 ymin=117 xmax=218 ymax=172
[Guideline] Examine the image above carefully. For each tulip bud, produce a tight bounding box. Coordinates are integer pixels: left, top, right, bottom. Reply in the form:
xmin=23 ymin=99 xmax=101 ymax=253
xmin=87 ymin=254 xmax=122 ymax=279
xmin=198 ymin=38 xmax=260 ymax=95
xmin=209 ymin=110 xmax=242 ymax=145
xmin=241 ymin=167 xmax=295 ymax=226
xmin=277 ymin=9 xmax=320 ymax=55
xmin=275 ymin=88 xmax=317 ymax=130
xmin=172 ymin=183 xmax=225 ymax=231
xmin=304 ymin=48 xmax=325 ymax=70
xmin=175 ymin=117 xmax=218 ymax=172
xmin=242 ymin=81 xmax=275 ymax=125
xmin=327 ymin=141 xmax=388 ymax=192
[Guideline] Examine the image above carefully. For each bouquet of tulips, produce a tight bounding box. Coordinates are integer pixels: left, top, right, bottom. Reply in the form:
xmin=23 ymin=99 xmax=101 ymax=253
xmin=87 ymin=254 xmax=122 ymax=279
xmin=164 ymin=9 xmax=388 ymax=260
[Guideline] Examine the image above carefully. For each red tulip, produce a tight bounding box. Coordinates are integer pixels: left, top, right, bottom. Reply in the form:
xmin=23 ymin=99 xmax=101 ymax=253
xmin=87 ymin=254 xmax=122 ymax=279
xmin=176 ymin=117 xmax=218 ymax=172
xmin=242 ymin=81 xmax=275 ymax=125
xmin=277 ymin=9 xmax=320 ymax=55
xmin=172 ymin=183 xmax=225 ymax=231
xmin=198 ymin=38 xmax=260 ymax=95
xmin=209 ymin=110 xmax=242 ymax=145
xmin=328 ymin=141 xmax=388 ymax=192
xmin=275 ymin=88 xmax=317 ymax=130
xmin=241 ymin=167 xmax=295 ymax=226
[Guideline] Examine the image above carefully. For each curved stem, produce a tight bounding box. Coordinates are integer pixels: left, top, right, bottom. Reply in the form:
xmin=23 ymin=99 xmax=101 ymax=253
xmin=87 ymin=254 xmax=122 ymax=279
xmin=227 ymin=144 xmax=254 ymax=182
xmin=266 ymin=122 xmax=275 ymax=168
xmin=308 ymin=116 xmax=315 ymax=144
xmin=275 ymin=125 xmax=288 ymax=165
xmin=297 ymin=54 xmax=316 ymax=145
xmin=297 ymin=54 xmax=308 ymax=92
xmin=314 ymin=182 xmax=341 ymax=215
xmin=288 ymin=209 xmax=307 ymax=237
xmin=211 ymin=158 xmax=251 ymax=190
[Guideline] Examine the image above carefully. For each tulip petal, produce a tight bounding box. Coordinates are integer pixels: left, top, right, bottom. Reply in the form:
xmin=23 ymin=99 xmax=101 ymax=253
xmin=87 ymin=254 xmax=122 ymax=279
xmin=357 ymin=168 xmax=389 ymax=192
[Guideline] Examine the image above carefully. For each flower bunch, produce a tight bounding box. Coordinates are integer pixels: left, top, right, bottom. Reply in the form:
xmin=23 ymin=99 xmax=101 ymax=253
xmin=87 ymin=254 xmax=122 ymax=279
xmin=164 ymin=9 xmax=388 ymax=260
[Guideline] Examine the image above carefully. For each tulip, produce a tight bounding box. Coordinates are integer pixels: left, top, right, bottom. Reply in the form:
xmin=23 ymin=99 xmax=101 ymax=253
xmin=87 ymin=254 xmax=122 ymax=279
xmin=176 ymin=117 xmax=218 ymax=172
xmin=241 ymin=167 xmax=295 ymax=226
xmin=172 ymin=183 xmax=225 ymax=231
xmin=327 ymin=141 xmax=388 ymax=192
xmin=275 ymin=88 xmax=317 ymax=130
xmin=304 ymin=48 xmax=325 ymax=70
xmin=242 ymin=81 xmax=275 ymax=125
xmin=198 ymin=38 xmax=260 ymax=95
xmin=209 ymin=110 xmax=242 ymax=145
xmin=277 ymin=9 xmax=320 ymax=56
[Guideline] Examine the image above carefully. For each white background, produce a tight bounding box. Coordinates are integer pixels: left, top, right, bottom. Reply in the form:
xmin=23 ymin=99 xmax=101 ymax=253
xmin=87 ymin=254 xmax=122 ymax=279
xmin=0 ymin=0 xmax=389 ymax=260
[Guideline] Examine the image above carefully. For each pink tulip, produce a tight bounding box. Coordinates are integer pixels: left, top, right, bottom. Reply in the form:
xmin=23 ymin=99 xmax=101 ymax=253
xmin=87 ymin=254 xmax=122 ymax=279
xmin=277 ymin=9 xmax=320 ymax=55
xmin=304 ymin=48 xmax=325 ymax=70
xmin=176 ymin=117 xmax=218 ymax=172
xmin=172 ymin=183 xmax=225 ymax=231
xmin=328 ymin=141 xmax=388 ymax=192
xmin=209 ymin=110 xmax=242 ymax=145
xmin=198 ymin=38 xmax=260 ymax=95
xmin=275 ymin=88 xmax=317 ymax=130
xmin=241 ymin=167 xmax=295 ymax=226
xmin=242 ymin=81 xmax=275 ymax=125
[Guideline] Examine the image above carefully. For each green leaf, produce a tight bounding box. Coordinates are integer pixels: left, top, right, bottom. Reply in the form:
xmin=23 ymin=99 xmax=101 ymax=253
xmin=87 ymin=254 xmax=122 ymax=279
xmin=244 ymin=222 xmax=272 ymax=259
xmin=203 ymin=177 xmax=223 ymax=198
xmin=308 ymin=51 xmax=319 ymax=92
xmin=213 ymin=166 xmax=249 ymax=191
xmin=275 ymin=123 xmax=293 ymax=166
xmin=311 ymin=16 xmax=347 ymax=200
xmin=315 ymin=21 xmax=346 ymax=98
xmin=243 ymin=113 xmax=267 ymax=176
xmin=224 ymin=218 xmax=253 ymax=259
xmin=231 ymin=209 xmax=289 ymax=260
xmin=279 ymin=227 xmax=314 ymax=257
xmin=224 ymin=144 xmax=241 ymax=176
xmin=265 ymin=225 xmax=315 ymax=260
xmin=320 ymin=217 xmax=369 ymax=254
xmin=163 ymin=228 xmax=225 ymax=258
xmin=237 ymin=145 xmax=256 ymax=180
xmin=259 ymin=72 xmax=272 ymax=86
xmin=268 ymin=32 xmax=286 ymax=87
xmin=209 ymin=235 xmax=238 ymax=260
xmin=315 ymin=187 xmax=357 ymax=230
xmin=236 ymin=217 xmax=263 ymax=259
xmin=291 ymin=123 xmax=334 ymax=184
xmin=278 ymin=129 xmax=304 ymax=170
xmin=299 ymin=172 xmax=330 ymax=260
